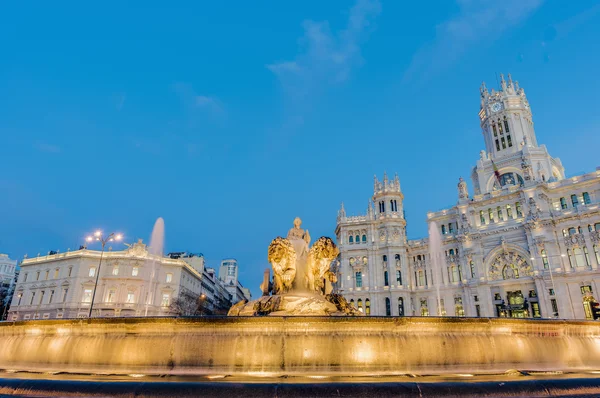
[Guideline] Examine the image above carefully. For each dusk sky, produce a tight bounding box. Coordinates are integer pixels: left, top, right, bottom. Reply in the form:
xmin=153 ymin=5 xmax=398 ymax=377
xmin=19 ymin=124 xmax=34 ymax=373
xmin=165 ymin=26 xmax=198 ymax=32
xmin=1 ymin=1 xmax=599 ymax=297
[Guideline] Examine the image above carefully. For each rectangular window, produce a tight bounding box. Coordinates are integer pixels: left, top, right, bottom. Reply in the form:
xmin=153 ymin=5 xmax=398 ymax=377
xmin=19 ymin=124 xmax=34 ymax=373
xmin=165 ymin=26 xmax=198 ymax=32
xmin=441 ymin=225 xmax=446 ymax=234
xmin=23 ymin=273 xmax=28 ymax=282
xmin=515 ymin=202 xmax=523 ymax=217
xmin=501 ymin=137 xmax=506 ymax=149
xmin=39 ymin=290 xmax=45 ymax=305
xmin=470 ymin=261 xmax=476 ymax=278
xmin=448 ymin=223 xmax=454 ymax=234
xmin=89 ymin=267 xmax=96 ymax=277
xmin=126 ymin=291 xmax=135 ymax=303
xmin=506 ymin=204 xmax=513 ymax=218
xmin=418 ymin=270 xmax=425 ymax=286
xmin=497 ymin=206 xmax=503 ymax=221
xmin=166 ymin=273 xmax=173 ymax=283
xmin=107 ymin=289 xmax=116 ymax=302
xmin=488 ymin=208 xmax=494 ymax=222
xmin=549 ymin=288 xmax=555 ymax=296
xmin=161 ymin=293 xmax=170 ymax=307
xmin=17 ymin=292 xmax=23 ymax=306
xmin=475 ymin=304 xmax=481 ymax=317
xmin=132 ymin=266 xmax=139 ymax=276
xmin=396 ymin=270 xmax=402 ymax=285
xmin=571 ymin=194 xmax=579 ymax=207
xmin=495 ymin=139 xmax=500 ymax=151
xmin=480 ymin=210 xmax=486 ymax=225
xmin=583 ymin=192 xmax=591 ymax=205
xmin=62 ymin=288 xmax=68 ymax=302
xmin=36 ymin=271 xmax=40 ymax=281
xmin=504 ymin=119 xmax=510 ymax=133
xmin=355 ymin=272 xmax=362 ymax=288
xmin=560 ymin=197 xmax=567 ymax=209
xmin=112 ymin=266 xmax=119 ymax=276
xmin=68 ymin=267 xmax=72 ymax=277
xmin=49 ymin=290 xmax=54 ymax=304
xmin=45 ymin=270 xmax=49 ymax=280
xmin=550 ymin=298 xmax=559 ymax=316
xmin=54 ymin=268 xmax=59 ymax=279
xmin=507 ymin=134 xmax=512 ymax=147
xmin=82 ymin=289 xmax=92 ymax=303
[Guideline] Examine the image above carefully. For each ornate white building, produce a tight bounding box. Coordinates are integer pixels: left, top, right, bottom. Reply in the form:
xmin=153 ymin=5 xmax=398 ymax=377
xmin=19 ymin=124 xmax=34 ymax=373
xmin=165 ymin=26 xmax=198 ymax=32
xmin=0 ymin=254 xmax=17 ymax=285
xmin=335 ymin=74 xmax=600 ymax=319
xmin=8 ymin=240 xmax=234 ymax=320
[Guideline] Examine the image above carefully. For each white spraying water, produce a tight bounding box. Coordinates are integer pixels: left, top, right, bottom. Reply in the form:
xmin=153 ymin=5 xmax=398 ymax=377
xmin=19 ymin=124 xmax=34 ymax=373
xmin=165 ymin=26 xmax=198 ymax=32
xmin=148 ymin=217 xmax=165 ymax=256
xmin=428 ymin=221 xmax=444 ymax=316
xmin=146 ymin=217 xmax=165 ymax=316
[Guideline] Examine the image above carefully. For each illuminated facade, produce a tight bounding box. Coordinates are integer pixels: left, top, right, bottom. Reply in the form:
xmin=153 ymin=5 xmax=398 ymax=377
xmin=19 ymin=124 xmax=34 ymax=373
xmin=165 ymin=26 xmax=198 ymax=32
xmin=8 ymin=240 xmax=233 ymax=320
xmin=0 ymin=254 xmax=17 ymax=285
xmin=336 ymin=74 xmax=600 ymax=319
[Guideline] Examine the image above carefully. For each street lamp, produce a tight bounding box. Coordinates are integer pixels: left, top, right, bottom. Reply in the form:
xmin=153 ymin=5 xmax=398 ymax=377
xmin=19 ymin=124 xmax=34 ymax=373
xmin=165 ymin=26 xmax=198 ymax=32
xmin=530 ymin=252 xmax=566 ymax=318
xmin=85 ymin=230 xmax=122 ymax=318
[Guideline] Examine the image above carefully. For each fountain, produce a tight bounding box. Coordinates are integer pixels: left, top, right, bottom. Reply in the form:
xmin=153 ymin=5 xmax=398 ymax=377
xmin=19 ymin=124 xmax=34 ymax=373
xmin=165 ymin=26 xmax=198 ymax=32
xmin=1 ymin=218 xmax=600 ymax=396
xmin=146 ymin=217 xmax=165 ymax=317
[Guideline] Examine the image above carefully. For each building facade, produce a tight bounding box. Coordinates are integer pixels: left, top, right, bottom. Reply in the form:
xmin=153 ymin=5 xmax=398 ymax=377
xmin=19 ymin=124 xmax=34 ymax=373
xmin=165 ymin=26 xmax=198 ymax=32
xmin=0 ymin=254 xmax=17 ymax=285
xmin=9 ymin=240 xmax=225 ymax=320
xmin=218 ymin=258 xmax=252 ymax=304
xmin=336 ymin=74 xmax=600 ymax=319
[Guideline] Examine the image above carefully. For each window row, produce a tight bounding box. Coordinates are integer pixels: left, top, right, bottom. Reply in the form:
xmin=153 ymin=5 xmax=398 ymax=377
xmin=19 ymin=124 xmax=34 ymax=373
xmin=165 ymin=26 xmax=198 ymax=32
xmin=440 ymin=222 xmax=457 ymax=235
xmin=378 ymin=199 xmax=400 ymax=214
xmin=562 ymin=224 xmax=600 ymax=237
xmin=15 ymin=288 xmax=69 ymax=306
xmin=558 ymin=192 xmax=592 ymax=209
xmin=348 ymin=232 xmax=367 ymax=244
xmin=22 ymin=266 xmax=73 ymax=283
xmin=480 ymin=202 xmax=522 ymax=225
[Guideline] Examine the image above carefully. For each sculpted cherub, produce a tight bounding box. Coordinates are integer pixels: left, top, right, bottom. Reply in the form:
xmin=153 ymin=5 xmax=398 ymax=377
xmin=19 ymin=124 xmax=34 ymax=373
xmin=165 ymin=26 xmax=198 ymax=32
xmin=267 ymin=237 xmax=297 ymax=294
xmin=306 ymin=237 xmax=340 ymax=293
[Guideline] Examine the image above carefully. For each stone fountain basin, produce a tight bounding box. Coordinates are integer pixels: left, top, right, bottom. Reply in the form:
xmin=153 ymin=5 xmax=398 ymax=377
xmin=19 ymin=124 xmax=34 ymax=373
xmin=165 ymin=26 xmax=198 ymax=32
xmin=0 ymin=316 xmax=599 ymax=377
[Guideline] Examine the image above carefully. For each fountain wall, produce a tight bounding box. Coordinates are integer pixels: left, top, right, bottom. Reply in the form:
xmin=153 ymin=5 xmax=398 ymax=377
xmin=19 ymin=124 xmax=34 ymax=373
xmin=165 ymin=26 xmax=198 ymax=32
xmin=0 ymin=317 xmax=600 ymax=376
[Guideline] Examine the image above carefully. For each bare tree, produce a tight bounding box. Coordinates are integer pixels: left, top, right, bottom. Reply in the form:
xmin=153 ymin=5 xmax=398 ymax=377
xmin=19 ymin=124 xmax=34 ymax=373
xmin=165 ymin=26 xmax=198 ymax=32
xmin=169 ymin=289 xmax=209 ymax=316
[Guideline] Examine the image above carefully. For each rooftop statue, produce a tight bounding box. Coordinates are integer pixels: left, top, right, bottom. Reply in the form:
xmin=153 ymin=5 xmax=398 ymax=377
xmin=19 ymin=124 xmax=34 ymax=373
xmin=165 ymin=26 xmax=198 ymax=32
xmin=228 ymin=217 xmax=361 ymax=316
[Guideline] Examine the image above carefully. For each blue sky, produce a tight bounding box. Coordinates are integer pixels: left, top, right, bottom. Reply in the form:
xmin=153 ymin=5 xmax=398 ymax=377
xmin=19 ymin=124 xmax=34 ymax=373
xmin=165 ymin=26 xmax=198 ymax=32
xmin=1 ymin=0 xmax=599 ymax=297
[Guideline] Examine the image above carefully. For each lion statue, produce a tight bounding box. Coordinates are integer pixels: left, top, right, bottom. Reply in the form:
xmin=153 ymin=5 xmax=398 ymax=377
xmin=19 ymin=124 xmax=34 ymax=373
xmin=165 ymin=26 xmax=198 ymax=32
xmin=268 ymin=237 xmax=297 ymax=294
xmin=306 ymin=237 xmax=339 ymax=293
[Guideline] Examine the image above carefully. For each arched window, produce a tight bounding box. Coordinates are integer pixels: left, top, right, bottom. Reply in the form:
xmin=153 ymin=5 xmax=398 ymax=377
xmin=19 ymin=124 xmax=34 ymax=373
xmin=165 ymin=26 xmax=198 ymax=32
xmin=420 ymin=298 xmax=429 ymax=316
xmin=398 ymin=297 xmax=404 ymax=316
xmin=384 ymin=271 xmax=389 ymax=286
xmin=355 ymin=234 xmax=360 ymax=244
xmin=503 ymin=116 xmax=510 ymax=133
xmin=362 ymin=234 xmax=367 ymax=243
xmin=571 ymin=194 xmax=579 ymax=207
xmin=385 ymin=297 xmax=391 ymax=316
xmin=396 ymin=270 xmax=402 ymax=285
xmin=568 ymin=227 xmax=577 ymax=236
xmin=365 ymin=299 xmax=371 ymax=315
xmin=541 ymin=249 xmax=549 ymax=269
xmin=382 ymin=255 xmax=387 ymax=263
xmin=583 ymin=192 xmax=591 ymax=205
xmin=560 ymin=197 xmax=567 ymax=209
xmin=357 ymin=299 xmax=363 ymax=313
xmin=355 ymin=272 xmax=362 ymax=288
xmin=492 ymin=123 xmax=498 ymax=137
xmin=349 ymin=235 xmax=353 ymax=244
xmin=379 ymin=201 xmax=385 ymax=213
xmin=498 ymin=119 xmax=503 ymax=134
xmin=350 ymin=299 xmax=355 ymax=307
xmin=395 ymin=254 xmax=401 ymax=266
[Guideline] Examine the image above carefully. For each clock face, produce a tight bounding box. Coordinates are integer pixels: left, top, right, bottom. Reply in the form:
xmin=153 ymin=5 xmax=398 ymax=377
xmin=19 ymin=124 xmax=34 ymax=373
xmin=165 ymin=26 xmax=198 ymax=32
xmin=491 ymin=102 xmax=503 ymax=113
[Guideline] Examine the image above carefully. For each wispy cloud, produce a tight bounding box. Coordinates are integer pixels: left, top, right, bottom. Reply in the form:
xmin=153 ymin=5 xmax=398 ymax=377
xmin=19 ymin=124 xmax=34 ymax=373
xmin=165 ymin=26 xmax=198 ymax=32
xmin=171 ymin=82 xmax=223 ymax=114
xmin=403 ymin=0 xmax=544 ymax=84
xmin=268 ymin=0 xmax=381 ymax=98
xmin=34 ymin=141 xmax=61 ymax=153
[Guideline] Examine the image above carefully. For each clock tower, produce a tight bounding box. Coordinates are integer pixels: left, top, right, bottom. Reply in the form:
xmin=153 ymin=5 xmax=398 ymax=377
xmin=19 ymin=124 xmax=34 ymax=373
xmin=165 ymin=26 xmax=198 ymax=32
xmin=471 ymin=74 xmax=565 ymax=195
xmin=479 ymin=73 xmax=536 ymax=158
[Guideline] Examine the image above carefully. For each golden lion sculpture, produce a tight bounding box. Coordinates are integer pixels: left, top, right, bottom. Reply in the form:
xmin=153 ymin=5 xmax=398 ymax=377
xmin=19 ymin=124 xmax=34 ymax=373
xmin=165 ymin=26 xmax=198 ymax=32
xmin=306 ymin=237 xmax=339 ymax=293
xmin=268 ymin=237 xmax=297 ymax=294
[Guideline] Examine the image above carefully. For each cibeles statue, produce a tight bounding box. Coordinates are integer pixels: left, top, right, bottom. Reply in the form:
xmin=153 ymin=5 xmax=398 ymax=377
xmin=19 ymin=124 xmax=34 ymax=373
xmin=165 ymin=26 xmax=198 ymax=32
xmin=228 ymin=217 xmax=361 ymax=316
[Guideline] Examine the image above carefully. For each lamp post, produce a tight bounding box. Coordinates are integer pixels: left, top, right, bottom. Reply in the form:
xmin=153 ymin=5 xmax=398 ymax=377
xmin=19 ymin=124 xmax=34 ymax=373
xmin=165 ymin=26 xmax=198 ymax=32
xmin=85 ymin=230 xmax=122 ymax=318
xmin=530 ymin=252 xmax=566 ymax=318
